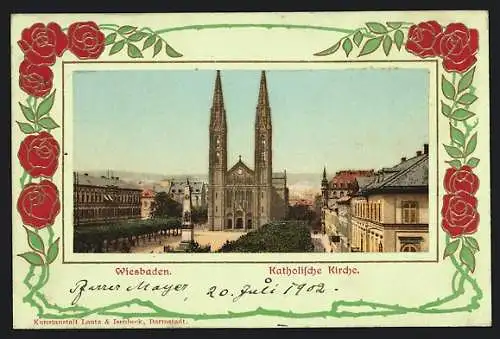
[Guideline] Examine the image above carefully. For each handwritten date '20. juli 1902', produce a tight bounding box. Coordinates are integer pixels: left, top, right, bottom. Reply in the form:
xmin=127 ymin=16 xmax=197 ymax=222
xmin=68 ymin=265 xmax=358 ymax=305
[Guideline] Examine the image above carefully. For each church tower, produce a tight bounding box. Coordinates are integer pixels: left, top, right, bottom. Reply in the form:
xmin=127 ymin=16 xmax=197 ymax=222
xmin=254 ymin=71 xmax=273 ymax=227
xmin=321 ymin=166 xmax=329 ymax=208
xmin=208 ymin=70 xmax=227 ymax=231
xmin=321 ymin=167 xmax=329 ymax=234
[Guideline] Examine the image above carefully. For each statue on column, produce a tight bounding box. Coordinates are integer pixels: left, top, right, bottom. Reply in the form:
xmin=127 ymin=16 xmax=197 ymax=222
xmin=180 ymin=179 xmax=194 ymax=244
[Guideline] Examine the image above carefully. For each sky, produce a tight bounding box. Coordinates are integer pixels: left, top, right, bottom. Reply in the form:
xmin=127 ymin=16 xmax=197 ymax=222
xmin=73 ymin=68 xmax=429 ymax=175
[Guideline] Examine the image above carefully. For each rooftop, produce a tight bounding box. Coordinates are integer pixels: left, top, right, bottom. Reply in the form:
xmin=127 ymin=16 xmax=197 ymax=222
xmin=74 ymin=173 xmax=142 ymax=190
xmin=360 ymin=152 xmax=428 ymax=194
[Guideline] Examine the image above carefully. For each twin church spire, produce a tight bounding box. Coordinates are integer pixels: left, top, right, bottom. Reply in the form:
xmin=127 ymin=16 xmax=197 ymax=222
xmin=210 ymin=70 xmax=271 ymax=131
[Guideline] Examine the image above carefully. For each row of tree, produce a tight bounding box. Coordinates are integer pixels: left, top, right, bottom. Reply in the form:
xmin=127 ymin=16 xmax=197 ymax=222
xmin=74 ymin=217 xmax=182 ymax=253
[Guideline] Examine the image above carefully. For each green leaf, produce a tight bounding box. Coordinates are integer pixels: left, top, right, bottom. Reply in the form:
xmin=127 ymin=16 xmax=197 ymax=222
xmin=443 ymin=239 xmax=460 ymax=259
xmin=450 ymin=108 xmax=475 ymax=121
xmin=127 ymin=43 xmax=144 ymax=58
xmin=153 ymin=39 xmax=162 ymax=57
xmin=127 ymin=31 xmax=148 ymax=42
xmin=19 ymin=102 xmax=35 ymax=122
xmin=441 ymin=101 xmax=452 ymax=117
xmin=366 ymin=22 xmax=388 ymax=34
xmin=143 ymin=34 xmax=156 ymax=50
xmin=117 ymin=25 xmax=137 ymax=35
xmin=18 ymin=252 xmax=44 ymax=266
xmin=457 ymin=93 xmax=478 ymax=105
xmin=353 ymin=31 xmax=363 ymax=47
xmin=464 ymin=132 xmax=478 ymax=157
xmin=466 ymin=157 xmax=480 ymax=167
xmin=394 ymin=30 xmax=404 ymax=51
xmin=16 ymin=121 xmax=35 ymax=134
xmin=46 ymin=238 xmax=60 ymax=264
xmin=358 ymin=36 xmax=383 ymax=56
xmin=458 ymin=66 xmax=475 ymax=93
xmin=459 ymin=245 xmax=476 ymax=273
xmin=104 ymin=33 xmax=117 ymax=46
xmin=441 ymin=75 xmax=456 ymax=100
xmin=38 ymin=117 xmax=60 ymax=130
xmin=386 ymin=22 xmax=403 ymax=29
xmin=25 ymin=227 xmax=44 ymax=253
xmin=109 ymin=39 xmax=126 ymax=55
xmin=342 ymin=38 xmax=353 ymax=57
xmin=165 ymin=43 xmax=183 ymax=58
xmin=36 ymin=90 xmax=56 ymax=119
xmin=450 ymin=124 xmax=466 ymax=146
xmin=443 ymin=144 xmax=463 ymax=158
xmin=382 ymin=35 xmax=392 ymax=56
xmin=464 ymin=236 xmax=480 ymax=252
xmin=446 ymin=160 xmax=462 ymax=169
xmin=314 ymin=41 xmax=341 ymax=56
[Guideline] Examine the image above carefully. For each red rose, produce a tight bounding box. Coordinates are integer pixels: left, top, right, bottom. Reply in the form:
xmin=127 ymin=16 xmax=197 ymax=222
xmin=444 ymin=166 xmax=479 ymax=195
xmin=432 ymin=23 xmax=479 ymax=73
xmin=405 ymin=21 xmax=443 ymax=58
xmin=18 ymin=22 xmax=68 ymax=66
xmin=18 ymin=132 xmax=60 ymax=178
xmin=442 ymin=191 xmax=479 ymax=237
xmin=17 ymin=180 xmax=61 ymax=230
xmin=19 ymin=60 xmax=53 ymax=97
xmin=67 ymin=22 xmax=105 ymax=59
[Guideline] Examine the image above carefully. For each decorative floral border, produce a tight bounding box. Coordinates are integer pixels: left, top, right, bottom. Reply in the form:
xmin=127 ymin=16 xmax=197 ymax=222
xmin=14 ymin=19 xmax=483 ymax=320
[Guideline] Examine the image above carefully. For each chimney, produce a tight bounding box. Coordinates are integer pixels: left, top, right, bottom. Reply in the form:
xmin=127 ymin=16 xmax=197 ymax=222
xmin=401 ymin=157 xmax=407 ymax=162
xmin=416 ymin=151 xmax=422 ymax=156
xmin=424 ymin=143 xmax=429 ymax=154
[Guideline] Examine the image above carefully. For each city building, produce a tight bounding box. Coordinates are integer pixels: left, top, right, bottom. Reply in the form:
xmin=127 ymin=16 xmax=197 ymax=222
xmin=141 ymin=189 xmax=155 ymax=219
xmin=169 ymin=181 xmax=207 ymax=208
xmin=207 ymin=70 xmax=289 ymax=231
xmin=329 ymin=169 xmax=375 ymax=204
xmin=73 ymin=172 xmax=142 ymax=225
xmin=349 ymin=144 xmax=429 ymax=252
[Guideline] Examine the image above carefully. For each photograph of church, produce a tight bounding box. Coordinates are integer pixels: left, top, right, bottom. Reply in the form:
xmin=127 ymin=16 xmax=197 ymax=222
xmin=207 ymin=70 xmax=289 ymax=231
xmin=72 ymin=67 xmax=429 ymax=254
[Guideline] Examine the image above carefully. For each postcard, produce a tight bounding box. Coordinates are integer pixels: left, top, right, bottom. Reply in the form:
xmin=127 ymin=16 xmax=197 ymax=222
xmin=11 ymin=11 xmax=491 ymax=328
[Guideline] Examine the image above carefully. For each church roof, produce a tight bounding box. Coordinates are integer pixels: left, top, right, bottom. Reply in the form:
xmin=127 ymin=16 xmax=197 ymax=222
xmin=227 ymin=158 xmax=254 ymax=175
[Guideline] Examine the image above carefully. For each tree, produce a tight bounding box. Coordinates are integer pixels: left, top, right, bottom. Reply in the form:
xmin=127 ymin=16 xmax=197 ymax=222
xmin=218 ymin=221 xmax=314 ymax=253
xmin=191 ymin=206 xmax=208 ymax=224
xmin=286 ymin=205 xmax=317 ymax=223
xmin=152 ymin=192 xmax=182 ymax=218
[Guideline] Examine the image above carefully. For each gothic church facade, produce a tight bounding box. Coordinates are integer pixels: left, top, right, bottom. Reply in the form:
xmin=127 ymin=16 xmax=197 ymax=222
xmin=207 ymin=70 xmax=289 ymax=231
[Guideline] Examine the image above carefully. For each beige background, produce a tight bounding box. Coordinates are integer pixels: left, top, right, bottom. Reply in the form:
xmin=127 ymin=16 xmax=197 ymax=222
xmin=11 ymin=11 xmax=491 ymax=328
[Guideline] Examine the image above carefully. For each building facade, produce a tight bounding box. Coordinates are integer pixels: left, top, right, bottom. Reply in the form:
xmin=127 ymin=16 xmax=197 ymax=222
xmin=207 ymin=70 xmax=289 ymax=231
xmin=329 ymin=170 xmax=375 ymax=203
xmin=169 ymin=181 xmax=207 ymax=208
xmin=73 ymin=173 xmax=142 ymax=225
xmin=349 ymin=145 xmax=429 ymax=252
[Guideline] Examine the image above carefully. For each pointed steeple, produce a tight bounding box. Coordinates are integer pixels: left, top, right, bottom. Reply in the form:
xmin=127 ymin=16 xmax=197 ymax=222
xmin=322 ymin=166 xmax=328 ymax=187
xmin=210 ymin=70 xmax=226 ymax=129
xmin=258 ymin=70 xmax=269 ymax=107
xmin=256 ymin=71 xmax=271 ymax=129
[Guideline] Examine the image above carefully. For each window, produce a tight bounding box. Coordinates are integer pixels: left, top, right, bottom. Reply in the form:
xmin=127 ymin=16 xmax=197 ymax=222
xmin=401 ymin=244 xmax=418 ymax=252
xmin=402 ymin=201 xmax=418 ymax=223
